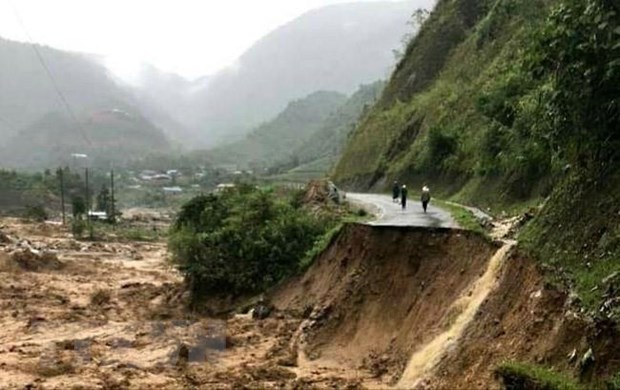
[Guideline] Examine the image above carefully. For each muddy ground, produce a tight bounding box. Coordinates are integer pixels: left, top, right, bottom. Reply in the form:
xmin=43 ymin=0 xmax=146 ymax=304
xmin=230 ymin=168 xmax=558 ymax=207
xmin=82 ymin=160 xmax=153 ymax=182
xmin=2 ymin=216 xmax=616 ymax=389
xmin=0 ymin=218 xmax=366 ymax=389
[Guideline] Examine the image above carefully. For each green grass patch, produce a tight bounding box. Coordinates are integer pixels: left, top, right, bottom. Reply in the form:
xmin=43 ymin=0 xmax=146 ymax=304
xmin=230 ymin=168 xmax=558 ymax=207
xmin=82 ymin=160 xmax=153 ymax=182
xmin=93 ymin=222 xmax=166 ymax=242
xmin=299 ymin=203 xmax=373 ymax=271
xmin=496 ymin=361 xmax=582 ymax=390
xmin=518 ymin=172 xmax=620 ymax=320
xmin=299 ymin=223 xmax=346 ymax=271
xmin=434 ymin=199 xmax=487 ymax=235
xmin=607 ymin=373 xmax=620 ymax=390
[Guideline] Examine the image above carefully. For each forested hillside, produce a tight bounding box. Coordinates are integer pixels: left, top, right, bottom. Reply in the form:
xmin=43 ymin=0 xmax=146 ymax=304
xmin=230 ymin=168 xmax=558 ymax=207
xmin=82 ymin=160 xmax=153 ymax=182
xmin=291 ymin=82 xmax=384 ymax=167
xmin=207 ymin=91 xmax=347 ymax=170
xmin=334 ymin=0 xmax=619 ymax=317
xmin=1 ymin=110 xmax=170 ymax=169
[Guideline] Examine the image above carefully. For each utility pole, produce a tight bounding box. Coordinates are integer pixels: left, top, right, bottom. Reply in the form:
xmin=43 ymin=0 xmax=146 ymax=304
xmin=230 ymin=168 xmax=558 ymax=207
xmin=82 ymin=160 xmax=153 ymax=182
xmin=85 ymin=167 xmax=93 ymax=239
xmin=110 ymin=169 xmax=115 ymax=225
xmin=59 ymin=167 xmax=66 ymax=225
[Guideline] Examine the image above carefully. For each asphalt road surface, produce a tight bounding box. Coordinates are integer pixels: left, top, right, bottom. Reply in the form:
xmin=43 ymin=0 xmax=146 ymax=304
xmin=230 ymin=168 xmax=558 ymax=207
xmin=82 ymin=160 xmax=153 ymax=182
xmin=347 ymin=193 xmax=457 ymax=228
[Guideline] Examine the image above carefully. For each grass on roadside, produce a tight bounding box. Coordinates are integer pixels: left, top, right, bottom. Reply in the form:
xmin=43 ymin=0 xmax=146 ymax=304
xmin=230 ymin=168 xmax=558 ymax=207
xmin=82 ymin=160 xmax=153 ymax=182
xmin=299 ymin=204 xmax=372 ymax=271
xmin=434 ymin=199 xmax=487 ymax=235
xmin=299 ymin=223 xmax=345 ymax=271
xmin=495 ymin=361 xmax=582 ymax=390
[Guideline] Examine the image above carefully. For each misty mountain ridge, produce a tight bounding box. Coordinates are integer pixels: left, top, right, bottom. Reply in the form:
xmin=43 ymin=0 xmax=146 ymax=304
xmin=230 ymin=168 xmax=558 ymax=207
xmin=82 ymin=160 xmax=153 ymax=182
xmin=0 ymin=109 xmax=170 ymax=169
xmin=0 ymin=0 xmax=433 ymax=168
xmin=130 ymin=0 xmax=434 ymax=148
xmin=0 ymin=37 xmax=174 ymax=168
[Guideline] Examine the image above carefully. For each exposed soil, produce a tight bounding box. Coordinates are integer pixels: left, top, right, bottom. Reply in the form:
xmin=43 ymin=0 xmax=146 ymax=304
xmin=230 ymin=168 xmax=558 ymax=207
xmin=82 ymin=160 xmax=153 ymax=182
xmin=272 ymin=224 xmax=499 ymax=387
xmin=0 ymin=218 xmax=363 ymax=389
xmin=1 ymin=217 xmax=617 ymax=389
xmin=428 ymin=250 xmax=620 ymax=389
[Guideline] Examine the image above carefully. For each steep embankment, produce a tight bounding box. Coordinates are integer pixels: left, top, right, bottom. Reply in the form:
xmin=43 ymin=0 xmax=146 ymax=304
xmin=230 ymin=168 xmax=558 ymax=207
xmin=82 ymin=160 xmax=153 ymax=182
xmin=273 ymin=224 xmax=498 ymax=383
xmin=273 ymin=223 xmax=620 ymax=388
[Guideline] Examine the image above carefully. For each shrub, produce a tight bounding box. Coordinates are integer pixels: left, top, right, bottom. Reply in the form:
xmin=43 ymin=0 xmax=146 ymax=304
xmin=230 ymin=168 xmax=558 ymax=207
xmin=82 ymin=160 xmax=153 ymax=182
xmin=169 ymin=186 xmax=335 ymax=299
xmin=71 ymin=219 xmax=86 ymax=238
xmin=24 ymin=204 xmax=48 ymax=222
xmin=422 ymin=125 xmax=457 ymax=172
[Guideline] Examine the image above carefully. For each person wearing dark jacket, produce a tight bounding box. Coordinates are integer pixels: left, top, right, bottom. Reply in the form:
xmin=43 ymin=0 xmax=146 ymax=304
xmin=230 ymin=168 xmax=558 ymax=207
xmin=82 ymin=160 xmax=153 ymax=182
xmin=421 ymin=185 xmax=431 ymax=213
xmin=401 ymin=185 xmax=408 ymax=210
xmin=392 ymin=181 xmax=400 ymax=203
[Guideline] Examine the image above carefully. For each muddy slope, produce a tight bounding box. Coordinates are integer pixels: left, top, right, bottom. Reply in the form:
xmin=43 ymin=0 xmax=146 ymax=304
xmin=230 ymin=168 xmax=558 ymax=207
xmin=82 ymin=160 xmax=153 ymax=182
xmin=273 ymin=224 xmax=498 ymax=383
xmin=273 ymin=223 xmax=620 ymax=388
xmin=429 ymin=251 xmax=620 ymax=388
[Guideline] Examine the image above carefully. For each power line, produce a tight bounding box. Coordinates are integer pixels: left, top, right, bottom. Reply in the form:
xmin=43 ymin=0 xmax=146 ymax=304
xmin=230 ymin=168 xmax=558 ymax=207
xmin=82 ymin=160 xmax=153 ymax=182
xmin=8 ymin=0 xmax=92 ymax=147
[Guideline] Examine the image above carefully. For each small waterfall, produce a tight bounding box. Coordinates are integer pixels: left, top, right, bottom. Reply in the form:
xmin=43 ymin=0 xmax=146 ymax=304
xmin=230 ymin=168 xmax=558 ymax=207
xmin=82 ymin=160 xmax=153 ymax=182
xmin=397 ymin=241 xmax=515 ymax=389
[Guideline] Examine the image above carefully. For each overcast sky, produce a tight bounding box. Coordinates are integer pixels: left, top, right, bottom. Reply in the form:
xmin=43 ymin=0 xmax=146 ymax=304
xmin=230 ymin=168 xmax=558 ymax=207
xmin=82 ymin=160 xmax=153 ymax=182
xmin=0 ymin=0 xmax=415 ymax=80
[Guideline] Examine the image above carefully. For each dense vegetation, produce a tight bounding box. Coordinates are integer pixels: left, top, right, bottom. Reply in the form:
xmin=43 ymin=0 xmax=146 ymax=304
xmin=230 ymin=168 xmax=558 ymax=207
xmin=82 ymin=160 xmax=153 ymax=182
xmin=333 ymin=0 xmax=619 ymax=321
xmin=271 ymin=82 xmax=384 ymax=172
xmin=208 ymin=91 xmax=347 ymax=170
xmin=0 ymin=168 xmax=82 ymax=216
xmin=168 ymin=185 xmax=338 ymax=299
xmin=496 ymin=361 xmax=583 ymax=390
xmin=518 ymin=0 xmax=620 ymax=319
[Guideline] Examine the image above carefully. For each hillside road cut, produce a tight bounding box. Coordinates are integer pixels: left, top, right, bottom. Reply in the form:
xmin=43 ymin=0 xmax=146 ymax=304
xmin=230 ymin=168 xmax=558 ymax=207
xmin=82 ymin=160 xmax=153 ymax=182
xmin=346 ymin=192 xmax=457 ymax=228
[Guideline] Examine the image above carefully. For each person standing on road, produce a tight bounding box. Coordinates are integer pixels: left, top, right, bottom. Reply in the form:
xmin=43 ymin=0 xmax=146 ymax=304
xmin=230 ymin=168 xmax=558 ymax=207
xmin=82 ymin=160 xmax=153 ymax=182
xmin=421 ymin=185 xmax=431 ymax=213
xmin=392 ymin=181 xmax=400 ymax=203
xmin=401 ymin=184 xmax=408 ymax=210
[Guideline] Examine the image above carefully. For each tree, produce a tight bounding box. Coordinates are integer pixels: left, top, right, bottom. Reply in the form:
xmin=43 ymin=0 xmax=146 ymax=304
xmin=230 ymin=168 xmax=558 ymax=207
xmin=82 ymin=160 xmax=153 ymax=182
xmin=72 ymin=196 xmax=86 ymax=219
xmin=96 ymin=185 xmax=111 ymax=213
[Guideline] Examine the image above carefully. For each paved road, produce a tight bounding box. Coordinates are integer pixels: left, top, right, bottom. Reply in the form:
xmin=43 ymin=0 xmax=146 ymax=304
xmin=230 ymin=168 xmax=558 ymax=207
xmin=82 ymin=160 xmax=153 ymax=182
xmin=346 ymin=193 xmax=457 ymax=228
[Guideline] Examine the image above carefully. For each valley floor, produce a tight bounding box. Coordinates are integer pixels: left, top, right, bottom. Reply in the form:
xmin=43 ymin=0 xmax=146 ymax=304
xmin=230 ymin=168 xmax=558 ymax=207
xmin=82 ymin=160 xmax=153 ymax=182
xmin=0 ymin=218 xmax=369 ymax=389
xmin=0 ymin=214 xmax=615 ymax=389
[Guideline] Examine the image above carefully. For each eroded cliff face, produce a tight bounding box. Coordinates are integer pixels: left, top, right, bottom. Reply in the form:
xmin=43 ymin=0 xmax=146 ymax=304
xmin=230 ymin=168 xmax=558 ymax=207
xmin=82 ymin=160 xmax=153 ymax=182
xmin=272 ymin=223 xmax=620 ymax=388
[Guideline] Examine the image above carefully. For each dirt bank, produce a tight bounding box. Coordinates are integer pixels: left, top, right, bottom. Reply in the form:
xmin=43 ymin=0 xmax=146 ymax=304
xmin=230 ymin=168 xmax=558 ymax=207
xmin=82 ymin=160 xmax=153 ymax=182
xmin=273 ymin=224 xmax=499 ymax=385
xmin=428 ymin=250 xmax=620 ymax=389
xmin=273 ymin=223 xmax=619 ymax=388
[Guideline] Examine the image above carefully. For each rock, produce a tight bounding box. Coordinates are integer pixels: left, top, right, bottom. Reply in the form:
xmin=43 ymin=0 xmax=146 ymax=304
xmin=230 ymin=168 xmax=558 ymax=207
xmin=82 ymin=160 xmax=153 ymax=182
xmin=172 ymin=343 xmax=189 ymax=366
xmin=310 ymin=305 xmax=331 ymax=322
xmin=0 ymin=231 xmax=14 ymax=244
xmin=302 ymin=305 xmax=314 ymax=319
xmin=567 ymin=348 xmax=577 ymax=362
xmin=580 ymin=347 xmax=594 ymax=368
xmin=9 ymin=249 xmax=63 ymax=271
xmin=252 ymin=304 xmax=271 ymax=320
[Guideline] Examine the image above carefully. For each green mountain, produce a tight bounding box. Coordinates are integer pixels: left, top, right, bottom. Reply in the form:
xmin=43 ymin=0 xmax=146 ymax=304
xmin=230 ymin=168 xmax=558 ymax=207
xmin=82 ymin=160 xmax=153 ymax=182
xmin=1 ymin=110 xmax=169 ymax=169
xmin=208 ymin=91 xmax=347 ymax=170
xmin=334 ymin=0 xmax=619 ymax=318
xmin=0 ymin=37 xmax=171 ymax=168
xmin=292 ymin=82 xmax=384 ymax=166
xmin=268 ymin=81 xmax=384 ymax=180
